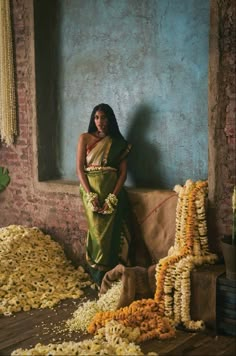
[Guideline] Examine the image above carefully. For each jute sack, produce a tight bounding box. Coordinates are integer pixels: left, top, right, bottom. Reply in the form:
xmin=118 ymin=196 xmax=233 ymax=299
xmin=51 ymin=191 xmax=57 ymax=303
xmin=100 ymin=264 xmax=156 ymax=308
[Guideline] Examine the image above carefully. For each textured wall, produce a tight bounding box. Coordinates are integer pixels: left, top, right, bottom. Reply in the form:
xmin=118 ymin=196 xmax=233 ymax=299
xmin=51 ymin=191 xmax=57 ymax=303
xmin=208 ymin=0 xmax=236 ymax=251
xmin=0 ymin=0 xmax=235 ymax=260
xmin=35 ymin=0 xmax=210 ymax=189
xmin=217 ymin=0 xmax=236 ymax=237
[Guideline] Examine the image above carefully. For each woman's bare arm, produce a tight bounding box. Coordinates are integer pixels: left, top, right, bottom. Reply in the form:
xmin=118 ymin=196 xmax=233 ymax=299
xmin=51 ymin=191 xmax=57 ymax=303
xmin=76 ymin=134 xmax=91 ymax=193
xmin=77 ymin=134 xmax=100 ymax=211
xmin=99 ymin=159 xmax=127 ymax=214
xmin=99 ymin=160 xmax=127 ymax=214
xmin=112 ymin=159 xmax=128 ymax=196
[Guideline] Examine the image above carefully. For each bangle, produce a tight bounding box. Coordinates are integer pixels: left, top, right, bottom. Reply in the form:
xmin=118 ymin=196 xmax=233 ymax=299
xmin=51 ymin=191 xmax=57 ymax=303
xmin=86 ymin=192 xmax=99 ymax=212
xmin=102 ymin=193 xmax=118 ymax=214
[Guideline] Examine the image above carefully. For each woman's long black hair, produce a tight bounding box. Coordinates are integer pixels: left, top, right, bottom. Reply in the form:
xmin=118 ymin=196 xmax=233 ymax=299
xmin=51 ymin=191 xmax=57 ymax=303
xmin=88 ymin=103 xmax=123 ymax=138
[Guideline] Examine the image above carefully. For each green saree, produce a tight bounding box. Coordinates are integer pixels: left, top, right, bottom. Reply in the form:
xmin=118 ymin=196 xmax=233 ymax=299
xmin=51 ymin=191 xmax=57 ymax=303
xmin=80 ymin=135 xmax=132 ymax=285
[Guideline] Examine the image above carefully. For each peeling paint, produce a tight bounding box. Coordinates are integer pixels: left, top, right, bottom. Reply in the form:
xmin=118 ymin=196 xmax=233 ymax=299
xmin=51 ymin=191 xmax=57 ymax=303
xmin=35 ymin=0 xmax=210 ymax=188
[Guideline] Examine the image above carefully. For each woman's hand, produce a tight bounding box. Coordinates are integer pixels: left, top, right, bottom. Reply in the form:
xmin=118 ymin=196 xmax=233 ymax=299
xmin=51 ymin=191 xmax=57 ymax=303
xmin=92 ymin=196 xmax=100 ymax=212
xmin=86 ymin=192 xmax=100 ymax=212
xmin=99 ymin=193 xmax=118 ymax=214
xmin=76 ymin=133 xmax=92 ymax=193
xmin=98 ymin=202 xmax=109 ymax=214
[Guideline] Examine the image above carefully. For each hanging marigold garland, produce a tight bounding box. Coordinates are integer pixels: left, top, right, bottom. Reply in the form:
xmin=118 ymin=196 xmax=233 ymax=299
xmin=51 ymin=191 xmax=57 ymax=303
xmin=154 ymin=179 xmax=218 ymax=330
xmin=0 ymin=0 xmax=17 ymax=146
xmin=88 ymin=179 xmax=218 ymax=342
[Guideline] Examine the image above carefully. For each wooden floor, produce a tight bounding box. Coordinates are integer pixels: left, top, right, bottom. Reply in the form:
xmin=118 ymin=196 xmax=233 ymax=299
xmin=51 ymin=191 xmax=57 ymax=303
xmin=0 ymin=287 xmax=235 ymax=356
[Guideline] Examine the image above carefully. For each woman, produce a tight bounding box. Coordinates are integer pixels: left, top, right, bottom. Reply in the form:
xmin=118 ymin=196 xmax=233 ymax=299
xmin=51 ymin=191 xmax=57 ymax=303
xmin=76 ymin=103 xmax=132 ymax=286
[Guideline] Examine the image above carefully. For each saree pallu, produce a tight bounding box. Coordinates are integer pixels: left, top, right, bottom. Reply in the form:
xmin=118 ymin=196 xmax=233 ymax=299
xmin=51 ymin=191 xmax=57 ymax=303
xmin=80 ymin=136 xmax=132 ymax=285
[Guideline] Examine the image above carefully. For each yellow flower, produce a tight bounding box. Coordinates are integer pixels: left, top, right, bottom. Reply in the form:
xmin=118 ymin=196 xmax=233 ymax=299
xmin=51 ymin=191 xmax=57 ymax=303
xmin=0 ymin=225 xmax=92 ymax=315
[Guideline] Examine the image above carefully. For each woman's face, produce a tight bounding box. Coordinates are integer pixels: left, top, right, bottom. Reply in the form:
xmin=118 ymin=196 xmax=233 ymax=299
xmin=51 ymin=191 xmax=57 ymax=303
xmin=94 ymin=110 xmax=108 ymax=133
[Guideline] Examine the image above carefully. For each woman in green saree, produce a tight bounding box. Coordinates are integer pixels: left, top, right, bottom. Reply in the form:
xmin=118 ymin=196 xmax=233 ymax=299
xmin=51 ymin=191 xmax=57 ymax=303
xmin=76 ymin=103 xmax=132 ymax=287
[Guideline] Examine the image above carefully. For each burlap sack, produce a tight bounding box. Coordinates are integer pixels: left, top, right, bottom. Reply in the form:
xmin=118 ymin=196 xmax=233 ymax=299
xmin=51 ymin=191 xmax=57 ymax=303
xmin=127 ymin=188 xmax=178 ymax=264
xmin=100 ymin=264 xmax=156 ymax=308
xmin=100 ymin=263 xmax=225 ymax=331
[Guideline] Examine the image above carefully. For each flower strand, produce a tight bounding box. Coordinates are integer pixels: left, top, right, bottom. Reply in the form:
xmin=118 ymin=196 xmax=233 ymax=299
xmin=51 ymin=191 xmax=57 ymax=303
xmin=102 ymin=193 xmax=118 ymax=214
xmin=0 ymin=0 xmax=17 ymax=146
xmin=86 ymin=191 xmax=99 ymax=212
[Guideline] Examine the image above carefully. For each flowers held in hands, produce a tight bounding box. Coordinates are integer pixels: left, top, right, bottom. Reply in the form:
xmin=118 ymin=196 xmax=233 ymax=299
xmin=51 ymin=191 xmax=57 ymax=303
xmin=102 ymin=193 xmax=118 ymax=214
xmin=86 ymin=192 xmax=100 ymax=212
xmin=86 ymin=191 xmax=118 ymax=214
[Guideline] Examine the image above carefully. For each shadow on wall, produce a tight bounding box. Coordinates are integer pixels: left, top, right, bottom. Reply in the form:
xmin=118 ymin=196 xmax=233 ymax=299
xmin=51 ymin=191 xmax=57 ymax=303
xmin=126 ymin=104 xmax=165 ymax=189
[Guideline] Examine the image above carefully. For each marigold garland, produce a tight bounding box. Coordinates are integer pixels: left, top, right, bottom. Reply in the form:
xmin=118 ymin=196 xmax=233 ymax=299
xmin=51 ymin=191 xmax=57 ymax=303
xmin=88 ymin=179 xmax=218 ymax=341
xmin=154 ymin=180 xmax=218 ymax=329
xmin=87 ymin=298 xmax=175 ymax=342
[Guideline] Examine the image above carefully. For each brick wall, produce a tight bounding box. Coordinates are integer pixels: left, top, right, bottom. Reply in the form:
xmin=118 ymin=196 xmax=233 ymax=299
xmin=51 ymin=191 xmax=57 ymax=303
xmin=0 ymin=0 xmax=235 ymax=261
xmin=0 ymin=0 xmax=88 ymax=265
xmin=218 ymin=0 xmax=236 ymax=236
xmin=207 ymin=0 xmax=236 ymax=250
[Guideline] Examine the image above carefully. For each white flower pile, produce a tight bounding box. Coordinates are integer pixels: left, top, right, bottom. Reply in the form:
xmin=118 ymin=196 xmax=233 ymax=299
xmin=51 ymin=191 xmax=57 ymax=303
xmin=11 ymin=320 xmax=147 ymax=356
xmin=103 ymin=193 xmax=118 ymax=214
xmin=66 ymin=280 xmax=123 ymax=332
xmin=0 ymin=225 xmax=92 ymax=315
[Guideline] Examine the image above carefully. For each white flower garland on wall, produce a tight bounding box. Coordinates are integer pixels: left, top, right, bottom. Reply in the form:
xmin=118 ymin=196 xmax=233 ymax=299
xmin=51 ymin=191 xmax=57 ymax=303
xmin=0 ymin=0 xmax=17 ymax=146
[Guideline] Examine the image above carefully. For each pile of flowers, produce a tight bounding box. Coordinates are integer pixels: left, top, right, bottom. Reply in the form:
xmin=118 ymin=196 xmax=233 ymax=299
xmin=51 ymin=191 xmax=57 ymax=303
xmin=11 ymin=320 xmax=148 ymax=356
xmin=0 ymin=225 xmax=91 ymax=315
xmin=66 ymin=280 xmax=123 ymax=332
xmin=7 ymin=179 xmax=219 ymax=354
xmin=88 ymin=180 xmax=218 ymax=341
xmin=88 ymin=298 xmax=175 ymax=342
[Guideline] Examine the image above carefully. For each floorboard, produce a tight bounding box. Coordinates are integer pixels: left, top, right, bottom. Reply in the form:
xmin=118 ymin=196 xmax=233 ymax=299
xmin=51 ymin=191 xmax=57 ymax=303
xmin=0 ymin=288 xmax=235 ymax=356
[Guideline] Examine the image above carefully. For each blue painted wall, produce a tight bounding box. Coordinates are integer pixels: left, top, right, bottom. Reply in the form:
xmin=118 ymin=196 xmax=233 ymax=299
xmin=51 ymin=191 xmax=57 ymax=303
xmin=55 ymin=0 xmax=209 ymax=189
